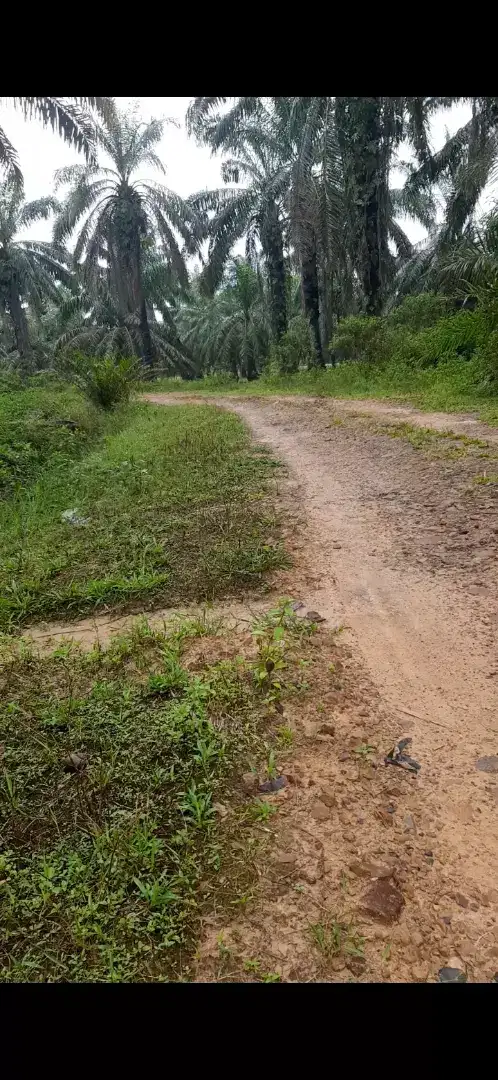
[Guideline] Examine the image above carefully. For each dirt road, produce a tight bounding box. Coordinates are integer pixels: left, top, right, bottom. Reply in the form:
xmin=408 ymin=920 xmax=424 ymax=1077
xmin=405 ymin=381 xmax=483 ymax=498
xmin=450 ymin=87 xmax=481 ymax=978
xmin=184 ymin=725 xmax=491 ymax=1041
xmin=146 ymin=393 xmax=498 ymax=941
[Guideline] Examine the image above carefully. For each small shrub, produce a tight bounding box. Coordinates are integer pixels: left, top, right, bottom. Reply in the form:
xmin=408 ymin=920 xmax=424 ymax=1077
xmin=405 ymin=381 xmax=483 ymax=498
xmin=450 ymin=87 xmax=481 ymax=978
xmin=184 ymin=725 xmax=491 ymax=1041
xmin=330 ymin=315 xmax=390 ymax=365
xmin=268 ymin=316 xmax=315 ymax=374
xmin=70 ymin=354 xmax=137 ymax=410
xmin=386 ymin=293 xmax=450 ymax=332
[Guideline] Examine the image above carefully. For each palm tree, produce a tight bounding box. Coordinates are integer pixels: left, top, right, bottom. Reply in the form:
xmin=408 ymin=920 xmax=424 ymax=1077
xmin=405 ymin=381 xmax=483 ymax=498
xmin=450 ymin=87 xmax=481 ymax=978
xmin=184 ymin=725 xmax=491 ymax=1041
xmin=403 ymin=98 xmax=498 ymax=248
xmin=188 ymin=99 xmax=290 ymax=344
xmin=54 ymin=102 xmax=200 ymax=367
xmin=0 ymin=183 xmax=72 ymax=367
xmin=177 ymin=258 xmax=270 ymax=379
xmin=0 ymin=98 xmax=112 ymax=186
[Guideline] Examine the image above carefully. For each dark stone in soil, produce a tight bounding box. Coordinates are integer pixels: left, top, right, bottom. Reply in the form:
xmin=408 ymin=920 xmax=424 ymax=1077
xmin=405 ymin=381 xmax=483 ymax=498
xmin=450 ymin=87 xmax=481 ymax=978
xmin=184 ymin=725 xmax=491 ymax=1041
xmin=438 ymin=967 xmax=467 ymax=983
xmin=361 ymin=878 xmax=404 ymax=922
xmin=258 ymin=775 xmax=287 ymax=793
xmin=476 ymin=756 xmax=498 ymax=774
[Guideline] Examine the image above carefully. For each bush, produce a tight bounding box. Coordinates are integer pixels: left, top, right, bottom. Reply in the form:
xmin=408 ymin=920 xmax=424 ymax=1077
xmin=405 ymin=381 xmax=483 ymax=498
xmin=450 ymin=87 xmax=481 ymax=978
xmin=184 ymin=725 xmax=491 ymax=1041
xmin=386 ymin=293 xmax=450 ymax=332
xmin=268 ymin=315 xmax=316 ymax=374
xmin=330 ymin=315 xmax=391 ymax=365
xmin=71 ymin=354 xmax=137 ymax=410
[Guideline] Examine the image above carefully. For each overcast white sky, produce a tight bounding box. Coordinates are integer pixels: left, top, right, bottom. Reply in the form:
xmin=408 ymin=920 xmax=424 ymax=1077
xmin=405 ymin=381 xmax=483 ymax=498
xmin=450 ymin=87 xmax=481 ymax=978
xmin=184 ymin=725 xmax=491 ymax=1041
xmin=0 ymin=97 xmax=480 ymax=248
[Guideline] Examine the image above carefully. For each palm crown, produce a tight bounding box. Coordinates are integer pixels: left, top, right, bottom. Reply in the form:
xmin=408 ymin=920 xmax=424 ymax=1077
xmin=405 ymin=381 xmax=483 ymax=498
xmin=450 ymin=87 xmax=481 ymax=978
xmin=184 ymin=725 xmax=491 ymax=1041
xmin=54 ymin=102 xmax=201 ymax=366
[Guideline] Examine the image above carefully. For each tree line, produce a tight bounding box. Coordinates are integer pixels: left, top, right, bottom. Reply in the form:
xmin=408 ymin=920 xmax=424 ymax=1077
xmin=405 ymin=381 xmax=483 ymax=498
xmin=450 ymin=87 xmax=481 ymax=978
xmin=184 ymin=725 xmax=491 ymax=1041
xmin=1 ymin=96 xmax=498 ymax=380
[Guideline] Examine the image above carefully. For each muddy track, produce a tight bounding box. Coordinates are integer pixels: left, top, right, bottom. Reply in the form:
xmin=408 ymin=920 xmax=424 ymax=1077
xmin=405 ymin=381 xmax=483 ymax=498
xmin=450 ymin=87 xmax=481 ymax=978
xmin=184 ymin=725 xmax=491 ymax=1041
xmin=145 ymin=393 xmax=498 ymax=922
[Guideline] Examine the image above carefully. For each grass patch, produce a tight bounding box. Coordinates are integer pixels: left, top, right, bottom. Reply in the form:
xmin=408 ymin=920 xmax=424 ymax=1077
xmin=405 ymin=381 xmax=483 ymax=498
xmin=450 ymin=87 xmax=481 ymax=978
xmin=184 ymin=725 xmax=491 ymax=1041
xmin=0 ymin=384 xmax=115 ymax=496
xmin=150 ymin=360 xmax=498 ymax=426
xmin=0 ymin=403 xmax=287 ymax=631
xmin=0 ymin=602 xmax=311 ymax=982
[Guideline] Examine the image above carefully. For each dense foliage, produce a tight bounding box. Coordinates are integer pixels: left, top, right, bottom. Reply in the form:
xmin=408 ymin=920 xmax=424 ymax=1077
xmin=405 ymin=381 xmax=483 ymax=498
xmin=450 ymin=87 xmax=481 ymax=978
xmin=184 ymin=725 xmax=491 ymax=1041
xmin=1 ymin=95 xmax=498 ymax=391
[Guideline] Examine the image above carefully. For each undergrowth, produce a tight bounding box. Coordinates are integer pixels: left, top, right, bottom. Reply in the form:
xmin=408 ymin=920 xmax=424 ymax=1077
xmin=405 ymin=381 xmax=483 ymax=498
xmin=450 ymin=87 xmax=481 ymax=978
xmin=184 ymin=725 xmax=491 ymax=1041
xmin=0 ymin=384 xmax=117 ymax=496
xmin=0 ymin=403 xmax=287 ymax=631
xmin=0 ymin=601 xmax=312 ymax=982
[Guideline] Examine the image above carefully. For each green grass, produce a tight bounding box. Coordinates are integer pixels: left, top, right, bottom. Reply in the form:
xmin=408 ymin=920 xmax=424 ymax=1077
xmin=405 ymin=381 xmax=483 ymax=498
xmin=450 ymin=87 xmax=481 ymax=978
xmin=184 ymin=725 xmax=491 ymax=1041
xmin=150 ymin=359 xmax=498 ymax=425
xmin=0 ymin=402 xmax=287 ymax=631
xmin=0 ymin=613 xmax=283 ymax=981
xmin=0 ymin=384 xmax=116 ymax=496
xmin=0 ymin=601 xmax=316 ymax=982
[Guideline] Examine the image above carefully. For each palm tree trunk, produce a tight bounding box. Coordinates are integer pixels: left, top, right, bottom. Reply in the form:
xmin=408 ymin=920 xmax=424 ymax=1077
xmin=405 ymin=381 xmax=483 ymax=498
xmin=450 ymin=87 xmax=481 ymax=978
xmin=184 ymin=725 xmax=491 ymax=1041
xmin=138 ymin=294 xmax=154 ymax=368
xmin=263 ymin=201 xmax=287 ymax=342
xmin=336 ymin=97 xmax=388 ymax=317
xmin=8 ymin=276 xmax=31 ymax=363
xmin=301 ymin=242 xmax=324 ymax=365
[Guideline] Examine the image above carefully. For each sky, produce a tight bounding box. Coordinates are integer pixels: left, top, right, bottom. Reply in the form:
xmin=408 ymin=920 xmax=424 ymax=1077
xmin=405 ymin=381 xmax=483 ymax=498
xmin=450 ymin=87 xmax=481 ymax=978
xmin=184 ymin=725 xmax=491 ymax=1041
xmin=0 ymin=97 xmax=480 ymax=248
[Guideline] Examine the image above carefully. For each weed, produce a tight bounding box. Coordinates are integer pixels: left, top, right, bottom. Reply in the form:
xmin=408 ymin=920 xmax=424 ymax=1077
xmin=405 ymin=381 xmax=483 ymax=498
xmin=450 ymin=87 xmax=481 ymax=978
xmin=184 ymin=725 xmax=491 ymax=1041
xmin=473 ymin=472 xmax=498 ymax=485
xmin=309 ymin=917 xmax=365 ymax=960
xmin=0 ymin=619 xmax=275 ymax=982
xmin=276 ymin=724 xmax=294 ymax=748
xmin=353 ymin=743 xmax=376 ymax=761
xmin=246 ymin=799 xmax=277 ymax=823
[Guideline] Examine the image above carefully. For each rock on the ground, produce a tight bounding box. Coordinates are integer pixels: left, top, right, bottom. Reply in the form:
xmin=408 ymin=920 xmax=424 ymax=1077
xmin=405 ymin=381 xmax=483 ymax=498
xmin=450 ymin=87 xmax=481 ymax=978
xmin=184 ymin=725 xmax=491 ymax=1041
xmin=320 ymin=784 xmax=337 ymax=808
xmin=361 ymin=878 xmax=405 ymax=922
xmin=318 ymin=723 xmax=335 ymax=737
xmin=476 ymin=756 xmax=498 ymax=774
xmin=349 ymin=859 xmax=393 ymax=880
xmin=273 ymin=853 xmax=297 ymax=872
xmin=438 ymin=965 xmax=467 ymax=983
xmin=310 ymin=800 xmax=332 ymax=822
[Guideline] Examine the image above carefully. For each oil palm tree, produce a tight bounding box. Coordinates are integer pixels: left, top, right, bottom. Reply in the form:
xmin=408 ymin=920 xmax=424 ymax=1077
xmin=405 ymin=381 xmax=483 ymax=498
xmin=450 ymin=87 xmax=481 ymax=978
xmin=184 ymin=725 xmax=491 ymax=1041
xmin=177 ymin=258 xmax=270 ymax=379
xmin=188 ymin=99 xmax=290 ymax=344
xmin=0 ymin=183 xmax=72 ymax=367
xmin=0 ymin=97 xmax=112 ymax=186
xmin=54 ymin=102 xmax=200 ymax=367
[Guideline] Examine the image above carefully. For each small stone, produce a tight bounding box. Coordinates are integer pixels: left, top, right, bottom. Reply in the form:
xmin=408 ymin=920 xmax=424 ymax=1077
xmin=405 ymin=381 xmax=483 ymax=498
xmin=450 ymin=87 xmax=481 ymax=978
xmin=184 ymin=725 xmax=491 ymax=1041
xmin=273 ymin=853 xmax=297 ymax=872
xmin=361 ymin=878 xmax=404 ymax=922
xmin=306 ymin=610 xmax=326 ymax=623
xmin=454 ymin=892 xmax=469 ymax=909
xmin=213 ymin=802 xmax=228 ymax=818
xmin=63 ymin=751 xmax=88 ymax=773
xmin=424 ymin=849 xmax=434 ymax=858
xmin=358 ymin=707 xmax=369 ymax=717
xmin=301 ymin=868 xmax=318 ymax=885
xmin=438 ymin=965 xmax=466 ymax=983
xmin=476 ymin=756 xmax=498 ymax=774
xmin=375 ymin=809 xmax=394 ymax=827
xmin=347 ymin=955 xmax=366 ymax=977
xmin=241 ymin=772 xmax=259 ymax=795
xmin=310 ymin=800 xmax=331 ymax=822
xmin=258 ymin=775 xmax=287 ymax=793
xmin=439 ymin=916 xmax=452 ymax=927
xmin=320 ymin=784 xmax=337 ymax=808
xmin=349 ymin=859 xmax=393 ymax=880
xmin=332 ymin=543 xmax=342 ymax=550
xmin=404 ymin=814 xmax=416 ymax=833
xmin=411 ymin=963 xmax=428 ymax=982
xmin=318 ymin=723 xmax=335 ymax=737
xmin=338 ymin=751 xmax=350 ymax=762
xmin=412 ymin=931 xmax=424 ymax=948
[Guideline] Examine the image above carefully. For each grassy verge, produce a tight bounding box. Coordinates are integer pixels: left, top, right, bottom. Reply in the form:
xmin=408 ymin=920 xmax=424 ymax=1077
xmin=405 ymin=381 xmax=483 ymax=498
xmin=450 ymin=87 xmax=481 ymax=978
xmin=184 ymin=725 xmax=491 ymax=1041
xmin=0 ymin=384 xmax=117 ymax=496
xmin=0 ymin=603 xmax=315 ymax=982
xmin=0 ymin=402 xmax=286 ymax=632
xmin=149 ymin=360 xmax=498 ymax=425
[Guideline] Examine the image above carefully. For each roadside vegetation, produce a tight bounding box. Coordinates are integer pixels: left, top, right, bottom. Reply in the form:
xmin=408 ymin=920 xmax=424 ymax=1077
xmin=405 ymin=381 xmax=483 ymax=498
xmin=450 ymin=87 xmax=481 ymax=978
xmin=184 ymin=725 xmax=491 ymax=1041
xmin=0 ymin=603 xmax=317 ymax=982
xmin=0 ymin=394 xmax=285 ymax=631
